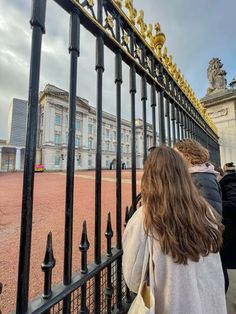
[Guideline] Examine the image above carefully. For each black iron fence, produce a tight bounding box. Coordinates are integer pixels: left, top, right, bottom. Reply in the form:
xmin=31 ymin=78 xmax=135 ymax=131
xmin=15 ymin=0 xmax=220 ymax=313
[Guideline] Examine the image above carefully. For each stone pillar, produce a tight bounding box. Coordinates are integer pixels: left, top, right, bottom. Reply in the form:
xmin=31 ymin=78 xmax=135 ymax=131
xmin=82 ymin=114 xmax=88 ymax=148
xmin=15 ymin=147 xmax=21 ymax=171
xmin=0 ymin=147 xmax=2 ymax=171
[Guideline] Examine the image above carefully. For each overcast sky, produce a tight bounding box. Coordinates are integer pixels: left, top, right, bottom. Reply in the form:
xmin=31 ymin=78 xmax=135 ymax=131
xmin=0 ymin=0 xmax=235 ymax=139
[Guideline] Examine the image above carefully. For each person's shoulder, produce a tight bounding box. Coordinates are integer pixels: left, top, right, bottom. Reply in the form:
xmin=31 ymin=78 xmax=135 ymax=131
xmin=191 ymin=172 xmax=217 ymax=185
xmin=125 ymin=206 xmax=145 ymax=237
xmin=220 ymin=173 xmax=236 ymax=185
xmin=127 ymin=206 xmax=144 ymax=227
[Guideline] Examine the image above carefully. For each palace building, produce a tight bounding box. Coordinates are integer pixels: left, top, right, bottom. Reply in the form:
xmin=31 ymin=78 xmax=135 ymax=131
xmin=0 ymin=84 xmax=155 ymax=171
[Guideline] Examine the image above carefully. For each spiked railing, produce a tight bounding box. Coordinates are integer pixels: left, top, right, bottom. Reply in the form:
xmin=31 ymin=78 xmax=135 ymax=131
xmin=16 ymin=0 xmax=221 ymax=313
xmin=41 ymin=232 xmax=55 ymax=300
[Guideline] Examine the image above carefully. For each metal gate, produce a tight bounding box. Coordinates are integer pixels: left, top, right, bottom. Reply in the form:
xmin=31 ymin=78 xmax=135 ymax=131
xmin=15 ymin=0 xmax=220 ymax=313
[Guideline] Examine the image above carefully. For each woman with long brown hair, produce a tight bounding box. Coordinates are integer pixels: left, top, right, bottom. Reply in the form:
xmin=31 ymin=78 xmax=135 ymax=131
xmin=123 ymin=146 xmax=226 ymax=314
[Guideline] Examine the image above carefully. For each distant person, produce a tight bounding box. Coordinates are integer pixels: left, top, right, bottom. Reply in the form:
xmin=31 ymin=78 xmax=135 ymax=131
xmin=214 ymin=165 xmax=224 ymax=182
xmin=123 ymin=146 xmax=226 ymax=314
xmin=219 ymin=162 xmax=236 ymax=293
xmin=174 ymin=139 xmax=222 ymax=215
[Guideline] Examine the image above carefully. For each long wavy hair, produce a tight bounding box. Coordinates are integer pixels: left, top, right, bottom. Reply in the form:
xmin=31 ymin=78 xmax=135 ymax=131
xmin=141 ymin=145 xmax=223 ymax=265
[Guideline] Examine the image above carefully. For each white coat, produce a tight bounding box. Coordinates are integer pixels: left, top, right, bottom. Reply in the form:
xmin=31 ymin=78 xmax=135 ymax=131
xmin=122 ymin=207 xmax=227 ymax=314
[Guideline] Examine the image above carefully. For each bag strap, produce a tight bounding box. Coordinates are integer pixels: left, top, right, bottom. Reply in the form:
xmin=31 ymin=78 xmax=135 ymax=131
xmin=138 ymin=236 xmax=150 ymax=293
xmin=148 ymin=235 xmax=155 ymax=289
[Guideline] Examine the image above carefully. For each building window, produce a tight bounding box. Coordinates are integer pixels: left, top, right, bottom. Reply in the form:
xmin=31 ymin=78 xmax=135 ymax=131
xmin=55 ymin=156 xmax=61 ymax=166
xmin=126 ymin=145 xmax=129 ymax=153
xmin=88 ymin=139 xmax=93 ymax=149
xmin=126 ymin=134 xmax=129 ymax=143
xmin=106 ymin=160 xmax=110 ymax=168
xmin=106 ymin=143 xmax=109 ymax=151
xmin=106 ymin=129 xmax=110 ymax=139
xmin=55 ymin=114 xmax=62 ymax=125
xmin=88 ymin=159 xmax=92 ymax=167
xmin=76 ymin=119 xmax=81 ymax=130
xmin=121 ymin=133 xmax=124 ymax=142
xmin=88 ymin=124 xmax=93 ymax=135
xmin=54 ymin=133 xmax=61 ymax=145
xmin=75 ymin=136 xmax=81 ymax=147
xmin=113 ymin=131 xmax=116 ymax=140
xmin=113 ymin=144 xmax=116 ymax=152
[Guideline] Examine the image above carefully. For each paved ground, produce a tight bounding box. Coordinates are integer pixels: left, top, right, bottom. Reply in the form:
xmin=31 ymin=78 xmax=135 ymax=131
xmin=0 ymin=170 xmax=142 ymax=313
xmin=0 ymin=171 xmax=235 ymax=313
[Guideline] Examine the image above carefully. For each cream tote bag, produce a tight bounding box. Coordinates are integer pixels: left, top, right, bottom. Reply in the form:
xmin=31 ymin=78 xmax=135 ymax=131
xmin=128 ymin=236 xmax=155 ymax=314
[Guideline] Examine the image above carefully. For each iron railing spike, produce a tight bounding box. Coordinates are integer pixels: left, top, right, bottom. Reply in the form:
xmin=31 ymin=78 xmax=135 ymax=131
xmin=79 ymin=220 xmax=90 ymax=274
xmin=41 ymin=232 xmax=55 ymax=300
xmin=105 ymin=212 xmax=113 ymax=257
xmin=124 ymin=206 xmax=129 ymax=227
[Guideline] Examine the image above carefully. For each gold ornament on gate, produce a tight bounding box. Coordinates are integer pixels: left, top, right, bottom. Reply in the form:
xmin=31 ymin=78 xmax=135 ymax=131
xmin=162 ymin=47 xmax=168 ymax=67
xmin=105 ymin=15 xmax=114 ymax=28
xmin=114 ymin=0 xmax=122 ymax=8
xmin=87 ymin=0 xmax=94 ymax=7
xmin=153 ymin=22 xmax=166 ymax=56
xmin=124 ymin=0 xmax=137 ymax=24
xmin=146 ymin=24 xmax=154 ymax=48
xmin=136 ymin=10 xmax=147 ymax=37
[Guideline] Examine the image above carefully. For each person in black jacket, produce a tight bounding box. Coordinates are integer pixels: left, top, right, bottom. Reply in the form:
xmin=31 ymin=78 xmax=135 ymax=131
xmin=174 ymin=139 xmax=222 ymax=215
xmin=220 ymin=162 xmax=236 ymax=293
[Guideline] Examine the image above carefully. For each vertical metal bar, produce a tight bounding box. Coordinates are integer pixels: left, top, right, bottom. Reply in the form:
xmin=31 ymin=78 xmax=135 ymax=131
xmin=130 ymin=32 xmax=136 ymax=215
xmin=158 ymin=90 xmax=165 ymax=144
xmin=115 ymin=14 xmax=122 ymax=251
xmin=16 ymin=1 xmax=46 ymax=312
xmin=124 ymin=207 xmax=131 ymax=304
xmin=184 ymin=113 xmax=187 ymax=138
xmin=165 ymin=97 xmax=171 ymax=147
xmin=63 ymin=12 xmax=80 ymax=313
xmin=115 ymin=14 xmax=123 ymax=313
xmin=180 ymin=109 xmax=184 ymax=140
xmin=150 ymin=57 xmax=156 ymax=146
xmin=170 ymin=102 xmax=176 ymax=145
xmin=176 ymin=106 xmax=180 ymax=141
xmin=94 ymin=1 xmax=104 ymax=312
xmin=105 ymin=213 xmax=113 ymax=314
xmin=79 ymin=221 xmax=89 ymax=314
xmin=141 ymin=45 xmax=147 ymax=162
xmin=189 ymin=119 xmax=193 ymax=138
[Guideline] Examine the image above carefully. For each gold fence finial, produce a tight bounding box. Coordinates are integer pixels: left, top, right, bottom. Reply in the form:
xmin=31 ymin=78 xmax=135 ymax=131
xmin=153 ymin=22 xmax=166 ymax=57
xmin=162 ymin=47 xmax=168 ymax=66
xmin=114 ymin=0 xmax=122 ymax=8
xmin=136 ymin=10 xmax=147 ymax=38
xmin=146 ymin=24 xmax=154 ymax=48
xmin=124 ymin=0 xmax=137 ymax=24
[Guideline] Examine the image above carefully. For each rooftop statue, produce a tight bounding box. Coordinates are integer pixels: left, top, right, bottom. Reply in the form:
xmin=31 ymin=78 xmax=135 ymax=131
xmin=207 ymin=58 xmax=227 ymax=94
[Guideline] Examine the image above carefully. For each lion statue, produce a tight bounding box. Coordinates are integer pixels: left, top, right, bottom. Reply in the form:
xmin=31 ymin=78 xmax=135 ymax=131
xmin=207 ymin=58 xmax=227 ymax=94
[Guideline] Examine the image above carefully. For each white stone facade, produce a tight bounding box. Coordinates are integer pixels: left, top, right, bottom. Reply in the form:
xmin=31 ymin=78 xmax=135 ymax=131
xmin=37 ymin=84 xmax=155 ymax=171
xmin=202 ymin=89 xmax=236 ymax=166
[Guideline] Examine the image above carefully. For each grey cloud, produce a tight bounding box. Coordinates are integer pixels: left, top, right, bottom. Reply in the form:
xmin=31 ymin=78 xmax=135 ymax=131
xmin=0 ymin=0 xmax=236 ymax=139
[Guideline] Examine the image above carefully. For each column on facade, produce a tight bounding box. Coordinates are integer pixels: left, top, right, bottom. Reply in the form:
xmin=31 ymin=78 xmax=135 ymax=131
xmin=50 ymin=106 xmax=55 ymax=142
xmin=15 ymin=147 xmax=21 ymax=171
xmin=44 ymin=104 xmax=52 ymax=142
xmin=0 ymin=147 xmax=2 ymax=171
xmin=62 ymin=108 xmax=67 ymax=145
xmin=82 ymin=114 xmax=88 ymax=148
